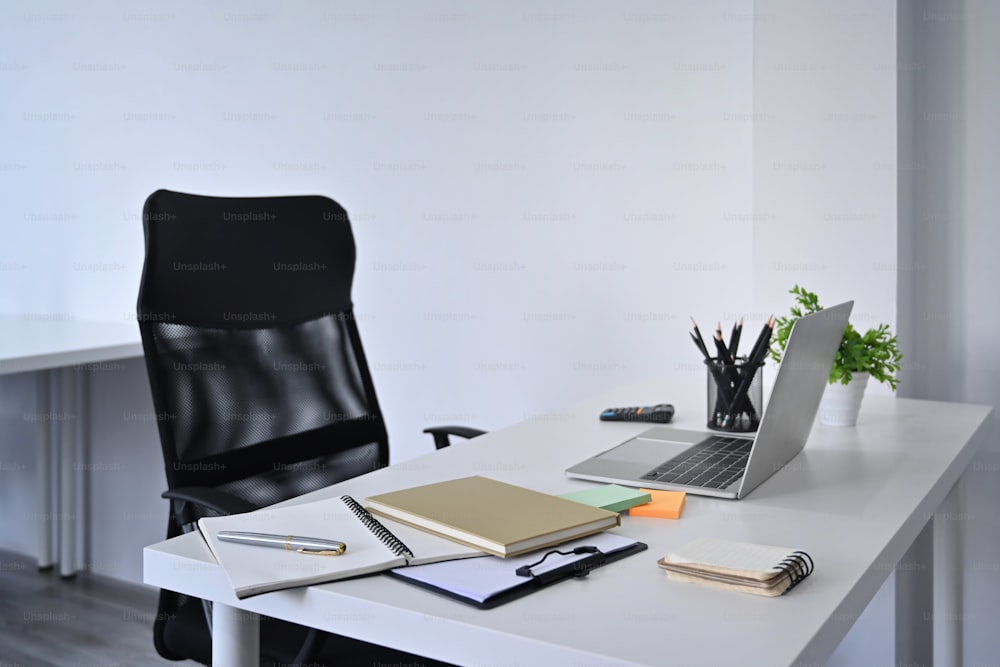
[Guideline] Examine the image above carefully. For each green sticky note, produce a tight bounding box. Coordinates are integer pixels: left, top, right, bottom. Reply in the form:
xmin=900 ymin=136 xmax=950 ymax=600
xmin=558 ymin=484 xmax=652 ymax=514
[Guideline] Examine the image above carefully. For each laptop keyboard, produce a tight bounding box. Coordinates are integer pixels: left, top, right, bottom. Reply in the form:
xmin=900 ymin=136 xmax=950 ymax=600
xmin=640 ymin=436 xmax=753 ymax=489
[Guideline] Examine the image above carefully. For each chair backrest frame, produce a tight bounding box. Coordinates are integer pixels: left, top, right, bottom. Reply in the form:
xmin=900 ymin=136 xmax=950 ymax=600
xmin=138 ymin=189 xmax=389 ymax=503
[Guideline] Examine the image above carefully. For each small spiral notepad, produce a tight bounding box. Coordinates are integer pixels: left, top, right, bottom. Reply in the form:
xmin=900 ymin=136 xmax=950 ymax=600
xmin=657 ymin=538 xmax=814 ymax=597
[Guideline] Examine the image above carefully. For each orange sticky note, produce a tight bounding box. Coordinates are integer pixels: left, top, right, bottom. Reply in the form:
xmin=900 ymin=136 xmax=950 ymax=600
xmin=628 ymin=489 xmax=686 ymax=519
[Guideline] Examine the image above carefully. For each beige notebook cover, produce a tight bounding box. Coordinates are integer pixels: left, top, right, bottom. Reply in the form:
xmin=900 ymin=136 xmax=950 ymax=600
xmin=365 ymin=476 xmax=621 ymax=557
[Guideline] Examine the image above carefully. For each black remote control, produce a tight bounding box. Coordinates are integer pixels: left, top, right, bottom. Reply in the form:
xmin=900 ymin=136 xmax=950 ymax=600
xmin=599 ymin=404 xmax=674 ymax=423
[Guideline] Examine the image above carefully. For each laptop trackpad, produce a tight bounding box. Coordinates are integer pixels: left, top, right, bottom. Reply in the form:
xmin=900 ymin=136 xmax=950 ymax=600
xmin=600 ymin=437 xmax=691 ymax=464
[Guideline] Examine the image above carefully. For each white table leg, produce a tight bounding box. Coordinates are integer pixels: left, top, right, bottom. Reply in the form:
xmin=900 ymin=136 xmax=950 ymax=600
xmin=58 ymin=366 xmax=77 ymax=578
xmin=36 ymin=370 xmax=54 ymax=570
xmin=75 ymin=366 xmax=87 ymax=574
xmin=212 ymin=603 xmax=260 ymax=667
xmin=895 ymin=518 xmax=933 ymax=664
xmin=934 ymin=476 xmax=964 ymax=666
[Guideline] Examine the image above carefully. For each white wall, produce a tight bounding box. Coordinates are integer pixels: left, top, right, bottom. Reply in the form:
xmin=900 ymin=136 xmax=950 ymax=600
xmin=897 ymin=1 xmax=1000 ymax=664
xmin=0 ymin=2 xmax=910 ymax=663
xmin=752 ymin=2 xmax=898 ymax=665
xmin=0 ymin=0 xmax=757 ymax=583
xmin=753 ymin=0 xmax=898 ymax=361
xmin=1 ymin=0 xmax=756 ymax=454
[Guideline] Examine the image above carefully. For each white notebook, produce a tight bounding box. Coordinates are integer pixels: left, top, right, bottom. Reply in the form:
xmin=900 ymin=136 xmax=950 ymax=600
xmin=198 ymin=494 xmax=485 ymax=599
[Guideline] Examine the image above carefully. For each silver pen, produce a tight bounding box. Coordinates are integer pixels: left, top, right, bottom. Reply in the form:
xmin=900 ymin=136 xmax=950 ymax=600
xmin=217 ymin=531 xmax=346 ymax=556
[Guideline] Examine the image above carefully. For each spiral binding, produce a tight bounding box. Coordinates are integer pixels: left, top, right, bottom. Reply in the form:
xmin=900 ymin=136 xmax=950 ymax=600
xmin=774 ymin=550 xmax=814 ymax=594
xmin=340 ymin=495 xmax=414 ymax=559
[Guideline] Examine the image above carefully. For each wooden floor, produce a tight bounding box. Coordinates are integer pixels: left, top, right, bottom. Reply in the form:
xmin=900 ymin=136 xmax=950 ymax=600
xmin=0 ymin=549 xmax=179 ymax=666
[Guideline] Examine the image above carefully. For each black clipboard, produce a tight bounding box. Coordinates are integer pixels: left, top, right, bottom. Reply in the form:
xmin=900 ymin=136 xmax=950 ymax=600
xmin=388 ymin=540 xmax=648 ymax=609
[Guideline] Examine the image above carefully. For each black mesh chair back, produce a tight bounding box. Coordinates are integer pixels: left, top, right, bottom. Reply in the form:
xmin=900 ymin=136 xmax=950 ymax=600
xmin=138 ymin=189 xmax=410 ymax=665
xmin=139 ymin=190 xmax=388 ymax=508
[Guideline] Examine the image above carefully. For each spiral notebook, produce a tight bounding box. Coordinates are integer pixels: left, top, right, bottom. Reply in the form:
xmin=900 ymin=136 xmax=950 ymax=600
xmin=657 ymin=538 xmax=814 ymax=597
xmin=197 ymin=495 xmax=485 ymax=599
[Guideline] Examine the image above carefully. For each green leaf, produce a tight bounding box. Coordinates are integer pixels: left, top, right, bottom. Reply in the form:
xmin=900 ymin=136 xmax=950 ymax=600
xmin=769 ymin=285 xmax=901 ymax=391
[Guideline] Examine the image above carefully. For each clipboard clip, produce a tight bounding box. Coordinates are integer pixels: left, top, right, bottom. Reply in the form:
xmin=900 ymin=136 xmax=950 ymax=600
xmin=515 ymin=546 xmax=607 ymax=584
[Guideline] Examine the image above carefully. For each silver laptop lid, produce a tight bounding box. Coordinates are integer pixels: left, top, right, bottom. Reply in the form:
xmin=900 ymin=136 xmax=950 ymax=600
xmin=736 ymin=301 xmax=853 ymax=498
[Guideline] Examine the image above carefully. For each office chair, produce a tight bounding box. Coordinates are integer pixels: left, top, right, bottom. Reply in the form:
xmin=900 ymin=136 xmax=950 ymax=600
xmin=137 ymin=189 xmax=483 ymax=666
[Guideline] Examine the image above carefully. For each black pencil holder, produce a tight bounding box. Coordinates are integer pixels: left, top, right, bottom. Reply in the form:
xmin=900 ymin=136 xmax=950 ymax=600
xmin=705 ymin=357 xmax=763 ymax=432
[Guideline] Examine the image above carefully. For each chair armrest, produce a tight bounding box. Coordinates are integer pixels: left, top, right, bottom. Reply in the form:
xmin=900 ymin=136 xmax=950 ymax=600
xmin=423 ymin=425 xmax=487 ymax=450
xmin=161 ymin=486 xmax=257 ymax=516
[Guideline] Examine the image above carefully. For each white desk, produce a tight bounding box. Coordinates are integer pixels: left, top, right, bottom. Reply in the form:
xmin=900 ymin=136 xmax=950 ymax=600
xmin=0 ymin=316 xmax=144 ymax=576
xmin=144 ymin=381 xmax=991 ymax=666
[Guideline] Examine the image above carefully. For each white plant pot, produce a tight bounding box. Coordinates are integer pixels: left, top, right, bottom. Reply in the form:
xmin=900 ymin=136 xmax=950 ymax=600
xmin=818 ymin=372 xmax=869 ymax=426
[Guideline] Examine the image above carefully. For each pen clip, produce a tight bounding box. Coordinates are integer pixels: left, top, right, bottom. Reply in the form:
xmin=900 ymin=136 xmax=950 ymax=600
xmin=283 ymin=535 xmax=346 ymax=556
xmin=296 ymin=545 xmax=346 ymax=556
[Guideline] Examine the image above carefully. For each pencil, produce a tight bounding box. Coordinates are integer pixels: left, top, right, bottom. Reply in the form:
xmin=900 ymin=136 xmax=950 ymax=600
xmin=714 ymin=324 xmax=732 ymax=363
xmin=691 ymin=319 xmax=732 ymax=423
xmin=723 ymin=317 xmax=773 ymax=428
xmin=745 ymin=316 xmax=774 ymax=365
xmin=690 ymin=331 xmax=711 ymax=361
xmin=690 ymin=318 xmax=709 ymax=359
xmin=729 ymin=318 xmax=743 ymax=359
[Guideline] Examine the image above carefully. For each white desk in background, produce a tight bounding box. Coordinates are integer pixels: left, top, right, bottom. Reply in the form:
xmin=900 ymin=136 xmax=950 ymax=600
xmin=0 ymin=315 xmax=143 ymax=577
xmin=144 ymin=380 xmax=992 ymax=666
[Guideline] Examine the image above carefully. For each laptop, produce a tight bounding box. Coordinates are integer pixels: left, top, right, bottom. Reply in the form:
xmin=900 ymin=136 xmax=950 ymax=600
xmin=566 ymin=301 xmax=853 ymax=500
